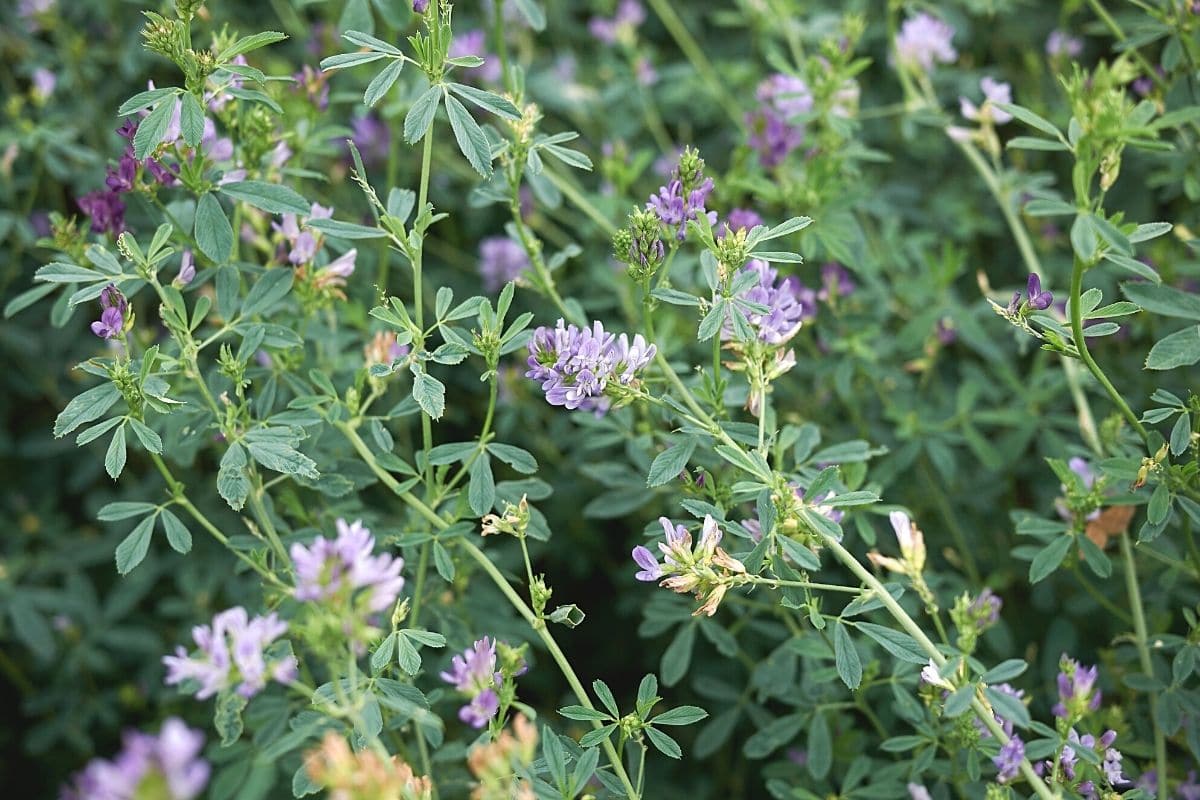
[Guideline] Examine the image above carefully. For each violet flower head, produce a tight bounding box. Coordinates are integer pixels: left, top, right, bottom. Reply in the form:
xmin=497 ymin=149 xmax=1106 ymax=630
xmin=349 ymin=114 xmax=390 ymax=165
xmin=993 ymin=734 xmax=1025 ymax=783
xmin=162 ymin=606 xmax=295 ymax=700
xmin=32 ymin=67 xmax=56 ymax=101
xmin=176 ymin=249 xmax=195 ymax=287
xmin=59 ymin=718 xmax=210 ymax=800
xmin=960 ymin=77 xmax=1013 ymax=125
xmin=1053 ymin=655 xmax=1102 ymax=719
xmin=722 ymin=208 xmax=764 ymax=237
xmin=1026 ymin=273 xmax=1053 ymax=310
xmin=968 ymin=588 xmax=1003 ymax=625
xmin=1046 ymin=30 xmax=1084 ymax=59
xmin=292 ymin=64 xmax=330 ymax=112
xmin=91 ymin=284 xmax=129 ymax=340
xmin=588 ymin=0 xmax=645 ymax=45
xmin=479 ymin=236 xmax=530 ymax=291
xmin=745 ymin=73 xmax=812 ymax=167
xmin=725 ymin=260 xmax=809 ymax=344
xmin=439 ymin=637 xmax=503 ymax=728
xmin=647 ymin=178 xmax=717 ymax=240
xmin=895 ymin=13 xmax=957 ymax=72
xmin=1178 ymin=770 xmax=1200 ymax=800
xmin=634 ymin=515 xmax=746 ymax=617
xmin=78 ymin=190 xmax=127 ymax=235
xmin=525 ymin=319 xmax=656 ymax=413
xmin=290 ymin=519 xmax=405 ymax=614
xmin=413 ymin=0 xmax=430 ymax=12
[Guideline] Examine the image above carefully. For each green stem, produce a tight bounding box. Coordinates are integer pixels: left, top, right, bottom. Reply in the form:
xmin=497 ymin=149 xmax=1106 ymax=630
xmin=415 ymin=130 xmax=436 ymax=492
xmin=339 ymin=420 xmax=638 ymax=798
xmin=543 ymin=169 xmax=618 ymax=236
xmin=1120 ymin=531 xmax=1168 ymax=799
xmin=644 ymin=0 xmax=742 ymax=125
xmin=1068 ymin=255 xmax=1148 ymax=440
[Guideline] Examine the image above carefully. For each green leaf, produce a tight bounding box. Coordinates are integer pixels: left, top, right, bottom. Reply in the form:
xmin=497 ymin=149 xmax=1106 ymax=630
xmin=1029 ymin=535 xmax=1074 ymax=583
xmin=118 ymin=87 xmax=178 ymax=115
xmin=304 ymin=218 xmax=385 ymax=240
xmin=592 ymin=679 xmax=620 ymax=717
xmin=1128 ymin=222 xmax=1172 ymax=243
xmin=1007 ymin=136 xmax=1069 ymax=151
xmin=1170 ymin=413 xmax=1192 ymax=457
xmin=992 ymin=102 xmax=1062 ymax=138
xmin=579 ymin=724 xmax=616 ymax=748
xmin=195 ymin=193 xmax=233 ymax=264
xmin=128 ymin=418 xmax=163 ymax=454
xmin=646 ymin=440 xmax=697 ymax=488
xmin=807 ymin=711 xmax=832 ymax=779
xmin=444 ymin=93 xmax=493 ymax=176
xmin=160 ymin=508 xmax=192 ymax=554
xmin=320 ymin=51 xmax=387 ymax=72
xmin=220 ymin=180 xmax=310 ymax=215
xmin=447 ymin=83 xmax=521 ymax=120
xmin=132 ymin=98 xmax=176 ymax=160
xmin=558 ymin=705 xmax=609 ymax=722
xmin=652 ymin=705 xmax=709 ymax=726
xmin=34 ymin=262 xmax=103 ymax=284
xmin=405 ymin=84 xmax=442 ymax=144
xmin=834 ymin=621 xmax=862 ymax=690
xmin=242 ymin=268 xmax=294 ymax=315
xmin=1024 ymin=198 xmax=1076 ymax=216
xmin=982 ymin=659 xmax=1028 ymax=683
xmin=432 ymin=540 xmax=455 ymax=581
xmin=115 ymin=514 xmax=155 ymax=574
xmin=413 ymin=372 xmax=445 ymax=419
xmin=217 ymin=31 xmax=287 ymax=62
xmin=98 ymin=501 xmax=158 ymax=521
xmin=246 ymin=439 xmax=320 ymax=480
xmin=487 ymin=443 xmax=538 ymax=474
xmin=985 ymin=686 xmax=1031 ymax=729
xmin=1146 ymin=326 xmax=1200 ymax=370
xmin=468 ymin=455 xmax=495 ymax=515
xmin=1122 ymin=282 xmax=1200 ymax=320
xmin=511 ymin=0 xmax=546 ymax=30
xmin=55 ymin=383 xmax=121 ymax=438
xmin=104 ymin=423 xmax=127 ymax=480
xmin=1070 ymin=214 xmax=1098 ymax=263
xmin=342 ymin=29 xmax=402 ymax=55
xmin=855 ymin=622 xmax=928 ymax=664
xmin=944 ymin=685 xmax=975 ymax=717
xmin=218 ymin=443 xmax=251 ymax=511
xmin=396 ymin=632 xmax=421 ymax=675
xmin=661 ymin=623 xmax=695 ymax=686
xmin=1102 ymin=252 xmax=1160 ymax=283
xmin=644 ymin=726 xmax=682 ymax=759
xmin=363 ymin=58 xmax=404 ymax=108
xmin=214 ymin=690 xmax=248 ymax=746
xmin=1148 ymin=483 xmax=1171 ymax=525
xmin=179 ymin=92 xmax=205 ymax=148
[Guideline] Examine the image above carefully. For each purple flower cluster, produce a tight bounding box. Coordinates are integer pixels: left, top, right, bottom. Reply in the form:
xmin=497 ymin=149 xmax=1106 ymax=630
xmin=647 ymin=163 xmax=717 ymax=240
xmin=1046 ymin=30 xmax=1084 ymax=59
xmin=350 ymin=114 xmax=390 ymax=166
xmin=525 ymin=319 xmax=656 ymax=412
xmin=91 ymin=284 xmax=130 ymax=340
xmin=721 ymin=208 xmax=764 ymax=237
xmin=746 ymin=73 xmax=812 ymax=167
xmin=479 ymin=236 xmax=530 ymax=291
xmin=894 ymin=13 xmax=957 ymax=72
xmin=1053 ymin=656 xmax=1102 ymax=719
xmin=960 ymin=77 xmax=1013 ymax=125
xmin=994 ymin=734 xmax=1025 ymax=783
xmin=726 ymin=260 xmax=813 ymax=345
xmin=589 ymin=0 xmax=645 ymax=44
xmin=818 ymin=263 xmax=856 ymax=302
xmin=274 ymin=203 xmax=333 ymax=266
xmin=632 ymin=515 xmax=746 ymax=616
xmin=290 ymin=519 xmax=405 ymax=614
xmin=60 ymin=718 xmax=209 ymax=800
xmin=1007 ymin=273 xmax=1053 ymax=314
xmin=968 ymin=588 xmax=1003 ymax=625
xmin=162 ymin=607 xmax=296 ymax=700
xmin=1036 ymin=729 xmax=1125 ymax=794
xmin=440 ymin=637 xmax=502 ymax=728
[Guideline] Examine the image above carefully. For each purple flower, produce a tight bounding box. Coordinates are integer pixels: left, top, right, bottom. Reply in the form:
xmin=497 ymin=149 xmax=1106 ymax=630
xmin=413 ymin=0 xmax=429 ymax=12
xmin=274 ymin=203 xmax=334 ymax=266
xmin=818 ymin=263 xmax=856 ymax=302
xmin=32 ymin=67 xmax=56 ymax=101
xmin=59 ymin=718 xmax=209 ymax=800
xmin=449 ymin=30 xmax=501 ymax=84
xmin=1053 ymin=656 xmax=1102 ymax=719
xmin=290 ymin=519 xmax=405 ymax=614
xmin=525 ymin=319 xmax=656 ymax=413
xmin=895 ymin=13 xmax=957 ymax=71
xmin=90 ymin=284 xmax=129 ymax=340
xmin=1046 ymin=30 xmax=1083 ymax=59
xmin=725 ymin=260 xmax=810 ymax=344
xmin=993 ymin=734 xmax=1024 ymax=783
xmin=935 ymin=317 xmax=957 ymax=344
xmin=745 ymin=73 xmax=812 ymax=167
xmin=78 ymin=190 xmax=128 ymax=235
xmin=960 ymin=77 xmax=1013 ymax=125
xmin=162 ymin=607 xmax=295 ymax=700
xmin=1008 ymin=273 xmax=1053 ymax=313
xmin=974 ymin=683 xmax=1023 ymax=738
xmin=349 ymin=115 xmax=390 ymax=165
xmin=1178 ymin=770 xmax=1200 ymax=800
xmin=292 ymin=64 xmax=330 ymax=111
xmin=632 ymin=544 xmax=663 ymax=581
xmin=176 ymin=249 xmax=195 ymax=286
xmin=906 ymin=785 xmax=932 ymax=800
xmin=440 ymin=637 xmax=503 ymax=729
xmin=479 ymin=236 xmax=530 ymax=291
xmin=588 ymin=0 xmax=645 ymax=44
xmin=968 ymin=588 xmax=1003 ymax=625
xmin=647 ymin=178 xmax=717 ymax=240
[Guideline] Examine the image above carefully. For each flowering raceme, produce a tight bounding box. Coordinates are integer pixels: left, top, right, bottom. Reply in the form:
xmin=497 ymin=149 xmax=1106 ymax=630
xmin=162 ymin=606 xmax=296 ymax=700
xmin=746 ymin=73 xmax=812 ymax=166
xmin=91 ymin=284 xmax=131 ymax=340
xmin=632 ymin=515 xmax=746 ymax=616
xmin=60 ymin=718 xmax=209 ymax=800
xmin=291 ymin=518 xmax=405 ymax=614
xmin=525 ymin=319 xmax=656 ymax=412
xmin=478 ymin=236 xmax=530 ymax=291
xmin=894 ymin=13 xmax=957 ymax=71
xmin=440 ymin=637 xmax=504 ymax=728
xmin=725 ymin=260 xmax=813 ymax=344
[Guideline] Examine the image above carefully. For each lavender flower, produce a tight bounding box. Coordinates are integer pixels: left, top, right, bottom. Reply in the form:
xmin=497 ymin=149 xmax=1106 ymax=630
xmin=274 ymin=203 xmax=334 ymax=266
xmin=722 ymin=208 xmax=764 ymax=236
xmin=1007 ymin=273 xmax=1053 ymax=314
xmin=290 ymin=519 xmax=405 ymax=614
xmin=292 ymin=64 xmax=330 ymax=111
xmin=162 ymin=606 xmax=295 ymax=700
xmin=449 ymin=30 xmax=501 ymax=84
xmin=479 ymin=236 xmax=530 ymax=291
xmin=1046 ymin=30 xmax=1083 ymax=59
xmin=631 ymin=515 xmax=746 ymax=617
xmin=647 ymin=178 xmax=717 ymax=240
xmin=1179 ymin=771 xmax=1200 ymax=800
xmin=440 ymin=637 xmax=503 ymax=728
xmin=59 ymin=718 xmax=209 ymax=800
xmin=175 ymin=249 xmax=195 ymax=287
xmin=525 ymin=319 xmax=656 ymax=413
xmin=906 ymin=784 xmax=932 ymax=800
xmin=349 ymin=114 xmax=390 ymax=165
xmin=745 ymin=73 xmax=812 ymax=167
xmin=725 ymin=260 xmax=810 ymax=344
xmin=969 ymin=588 xmax=1002 ymax=625
xmin=993 ymin=734 xmax=1025 ymax=783
xmin=895 ymin=13 xmax=957 ymax=72
xmin=960 ymin=77 xmax=1013 ymax=125
xmin=31 ymin=67 xmax=56 ymax=101
xmin=588 ymin=0 xmax=645 ymax=45
xmin=91 ymin=284 xmax=129 ymax=340
xmin=818 ymin=263 xmax=856 ymax=302
xmin=413 ymin=0 xmax=429 ymax=11
xmin=1053 ymin=655 xmax=1102 ymax=719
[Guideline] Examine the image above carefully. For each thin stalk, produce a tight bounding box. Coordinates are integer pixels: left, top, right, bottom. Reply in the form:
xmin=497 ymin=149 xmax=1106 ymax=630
xmin=543 ymin=169 xmax=619 ymax=236
xmin=644 ymin=0 xmax=742 ymax=125
xmin=338 ymin=421 xmax=640 ymax=799
xmin=1120 ymin=531 xmax=1167 ymax=799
